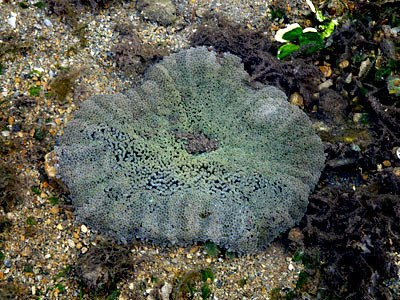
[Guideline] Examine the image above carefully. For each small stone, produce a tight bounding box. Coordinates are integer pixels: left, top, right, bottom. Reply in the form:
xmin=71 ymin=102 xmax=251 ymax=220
xmin=81 ymin=247 xmax=88 ymax=254
xmin=81 ymin=224 xmax=88 ymax=233
xmin=57 ymin=224 xmax=64 ymax=230
xmin=8 ymin=116 xmax=14 ymax=125
xmin=345 ymin=73 xmax=353 ymax=84
xmin=3 ymin=259 xmax=11 ymax=268
xmin=288 ymin=227 xmax=304 ymax=244
xmin=318 ymin=79 xmax=333 ymax=90
xmin=288 ymin=263 xmax=295 ymax=271
xmin=339 ymin=60 xmax=349 ymax=69
xmin=351 ymin=144 xmax=361 ymax=152
xmin=44 ymin=19 xmax=52 ymax=27
xmin=189 ymin=245 xmax=200 ymax=254
xmin=393 ymin=167 xmax=400 ymax=177
xmin=44 ymin=152 xmax=57 ymax=179
xmin=45 ymin=254 xmax=51 ymax=259
xmin=67 ymin=239 xmax=76 ymax=248
xmin=319 ymin=65 xmax=332 ymax=77
xmin=50 ymin=206 xmax=59 ymax=215
xmin=289 ymin=92 xmax=304 ymax=108
xmin=76 ymin=242 xmax=82 ymax=249
xmin=7 ymin=12 xmax=17 ymax=28
xmin=383 ymin=160 xmax=391 ymax=167
xmin=32 ymin=286 xmax=36 ymax=295
xmin=1 ymin=131 xmax=10 ymax=137
xmin=21 ymin=247 xmax=31 ymax=257
xmin=161 ymin=282 xmax=172 ymax=300
xmin=195 ymin=7 xmax=207 ymax=18
xmin=353 ymin=113 xmax=363 ymax=123
xmin=393 ymin=147 xmax=400 ymax=160
xmin=359 ymin=58 xmax=372 ymax=78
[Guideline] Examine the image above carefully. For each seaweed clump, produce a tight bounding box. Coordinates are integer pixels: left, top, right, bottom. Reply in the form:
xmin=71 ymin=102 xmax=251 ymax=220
xmin=0 ymin=282 xmax=28 ymax=300
xmin=111 ymin=23 xmax=167 ymax=77
xmin=49 ymin=68 xmax=80 ymax=103
xmin=302 ymin=170 xmax=400 ymax=299
xmin=190 ymin=14 xmax=322 ymax=107
xmin=0 ymin=162 xmax=20 ymax=212
xmin=45 ymin=0 xmax=118 ymax=14
xmin=74 ymin=238 xmax=134 ymax=295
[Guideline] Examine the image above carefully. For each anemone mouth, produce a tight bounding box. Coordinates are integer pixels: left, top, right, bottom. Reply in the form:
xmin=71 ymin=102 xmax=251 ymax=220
xmin=174 ymin=131 xmax=219 ymax=154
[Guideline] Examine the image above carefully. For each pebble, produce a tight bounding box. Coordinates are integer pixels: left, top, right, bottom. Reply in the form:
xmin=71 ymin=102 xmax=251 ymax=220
xmin=289 ymin=92 xmax=304 ymax=108
xmin=81 ymin=247 xmax=88 ymax=254
xmin=3 ymin=259 xmax=11 ymax=268
xmin=44 ymin=18 xmax=52 ymax=27
xmin=57 ymin=224 xmax=64 ymax=230
xmin=393 ymin=147 xmax=400 ymax=160
xmin=351 ymin=144 xmax=361 ymax=152
xmin=67 ymin=239 xmax=76 ymax=248
xmin=7 ymin=12 xmax=17 ymax=28
xmin=1 ymin=131 xmax=10 ymax=137
xmin=160 ymin=282 xmax=172 ymax=300
xmin=319 ymin=65 xmax=332 ymax=77
xmin=345 ymin=73 xmax=353 ymax=84
xmin=339 ymin=60 xmax=349 ymax=69
xmin=359 ymin=58 xmax=372 ymax=78
xmin=318 ymin=79 xmax=333 ymax=90
xmin=81 ymin=224 xmax=88 ymax=233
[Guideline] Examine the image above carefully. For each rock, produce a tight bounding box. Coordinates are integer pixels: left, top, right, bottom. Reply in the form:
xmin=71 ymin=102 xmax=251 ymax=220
xmin=318 ymin=79 xmax=333 ymax=90
xmin=3 ymin=259 xmax=11 ymax=268
xmin=67 ymin=239 xmax=76 ymax=248
xmin=319 ymin=89 xmax=348 ymax=125
xmin=358 ymin=58 xmax=372 ymax=78
xmin=7 ymin=12 xmax=17 ymax=29
xmin=345 ymin=73 xmax=352 ymax=84
xmin=1 ymin=130 xmax=10 ymax=137
xmin=339 ymin=60 xmax=349 ymax=69
xmin=380 ymin=39 xmax=396 ymax=59
xmin=393 ymin=147 xmax=400 ymax=160
xmin=387 ymin=75 xmax=400 ymax=96
xmin=44 ymin=151 xmax=57 ymax=179
xmin=289 ymin=92 xmax=304 ymax=108
xmin=319 ymin=65 xmax=332 ymax=78
xmin=21 ymin=247 xmax=32 ymax=257
xmin=136 ymin=0 xmax=176 ymax=26
xmin=81 ymin=224 xmax=88 ymax=233
xmin=288 ymin=227 xmax=304 ymax=244
xmin=44 ymin=19 xmax=52 ymax=27
xmin=161 ymin=282 xmax=172 ymax=300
